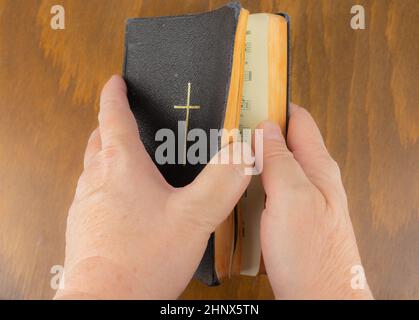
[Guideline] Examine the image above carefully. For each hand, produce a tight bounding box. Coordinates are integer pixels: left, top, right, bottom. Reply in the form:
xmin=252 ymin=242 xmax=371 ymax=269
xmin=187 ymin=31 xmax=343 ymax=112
xmin=258 ymin=104 xmax=373 ymax=299
xmin=55 ymin=75 xmax=252 ymax=299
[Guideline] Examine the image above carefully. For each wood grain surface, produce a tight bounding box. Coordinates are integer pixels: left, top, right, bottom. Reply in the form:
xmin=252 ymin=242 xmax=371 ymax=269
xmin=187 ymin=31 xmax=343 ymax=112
xmin=0 ymin=0 xmax=418 ymax=299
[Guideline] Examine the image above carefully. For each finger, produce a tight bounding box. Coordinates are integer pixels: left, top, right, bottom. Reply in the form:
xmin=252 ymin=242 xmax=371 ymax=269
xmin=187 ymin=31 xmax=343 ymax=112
xmin=98 ymin=75 xmax=140 ymax=150
xmin=258 ymin=121 xmax=321 ymax=211
xmin=174 ymin=142 xmax=253 ymax=232
xmin=83 ymin=127 xmax=101 ymax=169
xmin=98 ymin=75 xmax=161 ymax=180
xmin=286 ymin=104 xmax=346 ymax=202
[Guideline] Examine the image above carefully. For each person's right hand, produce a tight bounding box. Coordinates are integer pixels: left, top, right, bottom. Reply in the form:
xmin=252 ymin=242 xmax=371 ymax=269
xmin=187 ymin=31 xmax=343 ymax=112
xmin=258 ymin=104 xmax=373 ymax=299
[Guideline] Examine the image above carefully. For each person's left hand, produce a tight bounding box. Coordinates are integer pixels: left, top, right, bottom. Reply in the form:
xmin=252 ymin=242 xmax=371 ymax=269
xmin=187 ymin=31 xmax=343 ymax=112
xmin=54 ymin=75 xmax=252 ymax=299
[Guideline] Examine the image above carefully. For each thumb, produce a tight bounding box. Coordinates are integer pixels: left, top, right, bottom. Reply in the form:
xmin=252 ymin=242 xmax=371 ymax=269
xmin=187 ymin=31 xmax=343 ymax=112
xmin=97 ymin=75 xmax=164 ymax=182
xmin=258 ymin=121 xmax=319 ymax=211
xmin=98 ymin=75 xmax=140 ymax=150
xmin=174 ymin=142 xmax=253 ymax=232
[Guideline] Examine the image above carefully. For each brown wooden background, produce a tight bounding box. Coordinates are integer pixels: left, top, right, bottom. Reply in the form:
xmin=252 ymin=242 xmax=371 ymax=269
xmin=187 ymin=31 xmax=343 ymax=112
xmin=0 ymin=0 xmax=418 ymax=299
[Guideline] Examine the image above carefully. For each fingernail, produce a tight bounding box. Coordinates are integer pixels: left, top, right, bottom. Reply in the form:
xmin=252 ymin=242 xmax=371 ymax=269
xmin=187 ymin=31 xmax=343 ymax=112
xmin=110 ymin=74 xmax=121 ymax=82
xmin=261 ymin=121 xmax=284 ymax=141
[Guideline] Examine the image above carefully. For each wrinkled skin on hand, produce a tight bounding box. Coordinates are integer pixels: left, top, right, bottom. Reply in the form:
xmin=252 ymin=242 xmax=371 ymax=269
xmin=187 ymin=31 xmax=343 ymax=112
xmin=55 ymin=76 xmax=252 ymax=299
xmin=258 ymin=106 xmax=373 ymax=299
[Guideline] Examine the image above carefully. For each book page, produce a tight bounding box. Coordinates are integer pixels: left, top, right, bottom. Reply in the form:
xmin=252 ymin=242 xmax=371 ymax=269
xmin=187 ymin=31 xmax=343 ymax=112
xmin=239 ymin=13 xmax=270 ymax=276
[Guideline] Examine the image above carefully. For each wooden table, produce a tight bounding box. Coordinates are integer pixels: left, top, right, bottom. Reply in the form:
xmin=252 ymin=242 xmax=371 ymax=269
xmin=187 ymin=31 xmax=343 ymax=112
xmin=0 ymin=0 xmax=418 ymax=299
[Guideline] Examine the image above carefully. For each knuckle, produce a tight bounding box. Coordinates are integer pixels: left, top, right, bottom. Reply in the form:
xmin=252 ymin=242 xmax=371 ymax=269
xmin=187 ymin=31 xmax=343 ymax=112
xmin=286 ymin=177 xmax=325 ymax=212
xmin=264 ymin=141 xmax=293 ymax=161
xmin=310 ymin=152 xmax=343 ymax=183
xmin=327 ymin=158 xmax=342 ymax=180
xmin=100 ymin=97 xmax=124 ymax=110
xmin=104 ymin=132 xmax=139 ymax=153
xmin=99 ymin=145 xmax=120 ymax=163
xmin=74 ymin=172 xmax=106 ymax=202
xmin=75 ymin=151 xmax=117 ymax=201
xmin=266 ymin=179 xmax=320 ymax=210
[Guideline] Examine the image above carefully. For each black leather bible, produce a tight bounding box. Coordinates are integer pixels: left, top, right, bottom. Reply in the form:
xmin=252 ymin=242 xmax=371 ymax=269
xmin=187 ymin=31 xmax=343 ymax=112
xmin=123 ymin=2 xmax=290 ymax=285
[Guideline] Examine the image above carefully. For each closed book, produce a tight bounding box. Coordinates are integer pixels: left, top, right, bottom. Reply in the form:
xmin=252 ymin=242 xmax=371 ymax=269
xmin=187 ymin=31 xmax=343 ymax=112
xmin=123 ymin=1 xmax=290 ymax=285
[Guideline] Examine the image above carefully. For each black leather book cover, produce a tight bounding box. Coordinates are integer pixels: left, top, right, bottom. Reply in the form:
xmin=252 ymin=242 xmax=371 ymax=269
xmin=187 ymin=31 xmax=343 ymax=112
xmin=123 ymin=2 xmax=242 ymax=285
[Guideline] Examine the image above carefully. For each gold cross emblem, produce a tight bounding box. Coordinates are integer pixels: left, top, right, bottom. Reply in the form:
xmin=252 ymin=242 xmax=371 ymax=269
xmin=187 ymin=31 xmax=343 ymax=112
xmin=174 ymin=82 xmax=200 ymax=164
